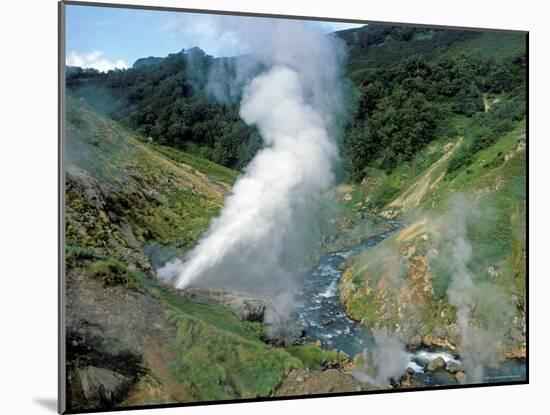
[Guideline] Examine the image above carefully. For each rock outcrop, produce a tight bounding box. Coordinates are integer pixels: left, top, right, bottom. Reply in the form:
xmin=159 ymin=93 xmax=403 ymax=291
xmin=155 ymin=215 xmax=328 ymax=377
xmin=70 ymin=366 xmax=132 ymax=409
xmin=275 ymin=368 xmax=371 ymax=396
xmin=179 ymin=285 xmax=271 ymax=323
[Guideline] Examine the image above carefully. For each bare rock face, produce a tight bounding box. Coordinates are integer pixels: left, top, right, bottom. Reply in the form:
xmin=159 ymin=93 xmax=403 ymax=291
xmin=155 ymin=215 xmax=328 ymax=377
xmin=72 ymin=366 xmax=132 ymax=409
xmin=179 ymin=286 xmax=310 ymax=346
xmin=339 ymin=227 xmax=459 ymax=354
xmin=179 ymin=285 xmax=271 ymax=323
xmin=422 ymin=334 xmax=458 ymax=353
xmin=65 ymin=320 xmax=147 ymax=411
xmin=239 ymin=300 xmax=266 ymax=322
xmin=66 ymin=167 xmax=155 ymax=277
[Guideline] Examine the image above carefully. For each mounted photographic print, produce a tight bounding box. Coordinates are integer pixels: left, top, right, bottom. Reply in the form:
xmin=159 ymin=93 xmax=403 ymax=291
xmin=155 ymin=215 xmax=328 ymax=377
xmin=59 ymin=1 xmax=528 ymax=413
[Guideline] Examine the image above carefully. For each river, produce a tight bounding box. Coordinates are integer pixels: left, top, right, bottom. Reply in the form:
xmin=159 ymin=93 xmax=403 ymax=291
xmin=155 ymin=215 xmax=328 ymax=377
xmin=295 ymin=223 xmax=526 ymax=387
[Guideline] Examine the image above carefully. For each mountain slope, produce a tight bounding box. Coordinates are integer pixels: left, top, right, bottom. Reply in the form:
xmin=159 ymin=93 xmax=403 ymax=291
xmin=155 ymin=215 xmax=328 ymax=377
xmin=66 ymin=26 xmax=526 ymax=182
xmin=63 ymin=22 xmax=527 ymax=401
xmin=338 ymin=115 xmax=526 ymax=373
xmin=64 ymin=98 xmax=341 ymax=411
xmin=66 ymin=49 xmax=263 ymax=171
xmin=337 ymin=24 xmax=525 ymax=73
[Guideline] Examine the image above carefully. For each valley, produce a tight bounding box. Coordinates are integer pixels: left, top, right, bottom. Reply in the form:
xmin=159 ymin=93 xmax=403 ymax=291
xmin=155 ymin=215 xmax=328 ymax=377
xmin=63 ymin=23 xmax=527 ymax=411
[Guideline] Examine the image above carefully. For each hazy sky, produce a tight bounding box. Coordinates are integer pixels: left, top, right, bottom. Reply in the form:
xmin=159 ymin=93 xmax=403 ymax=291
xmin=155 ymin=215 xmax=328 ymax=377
xmin=65 ymin=4 xmax=365 ymax=71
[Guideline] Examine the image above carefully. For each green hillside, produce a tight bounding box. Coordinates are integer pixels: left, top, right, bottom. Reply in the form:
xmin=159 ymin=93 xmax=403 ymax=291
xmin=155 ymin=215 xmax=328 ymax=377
xmin=64 ymin=97 xmax=341 ymax=411
xmin=66 ymin=49 xmax=263 ymax=171
xmin=64 ymin=20 xmax=527 ymax=404
xmin=66 ymin=26 xmax=526 ymax=185
xmin=328 ymin=25 xmax=526 ymax=384
xmin=338 ymin=25 xmax=525 ymax=72
xmin=338 ymin=112 xmax=526 ymax=363
xmin=340 ymin=25 xmax=526 ymax=180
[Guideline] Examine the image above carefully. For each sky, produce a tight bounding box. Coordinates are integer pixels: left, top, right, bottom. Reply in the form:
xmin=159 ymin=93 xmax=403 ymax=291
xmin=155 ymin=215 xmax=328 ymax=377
xmin=65 ymin=4 xmax=365 ymax=72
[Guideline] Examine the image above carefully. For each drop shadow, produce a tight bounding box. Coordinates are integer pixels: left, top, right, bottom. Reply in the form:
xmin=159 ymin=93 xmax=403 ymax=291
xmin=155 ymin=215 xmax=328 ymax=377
xmin=34 ymin=398 xmax=57 ymax=413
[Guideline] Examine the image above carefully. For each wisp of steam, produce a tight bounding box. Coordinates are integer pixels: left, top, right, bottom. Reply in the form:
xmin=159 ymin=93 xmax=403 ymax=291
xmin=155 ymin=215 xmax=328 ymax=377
xmin=443 ymin=196 xmax=510 ymax=383
xmin=159 ymin=19 xmax=346 ymax=315
xmin=353 ymin=332 xmax=410 ymax=387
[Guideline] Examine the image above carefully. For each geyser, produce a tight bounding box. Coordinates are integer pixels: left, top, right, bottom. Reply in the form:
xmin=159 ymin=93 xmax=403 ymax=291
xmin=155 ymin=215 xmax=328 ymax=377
xmin=159 ymin=20 xmax=346 ymax=315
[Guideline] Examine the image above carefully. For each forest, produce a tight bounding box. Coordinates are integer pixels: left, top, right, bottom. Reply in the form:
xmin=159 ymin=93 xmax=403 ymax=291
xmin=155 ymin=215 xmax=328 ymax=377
xmin=67 ymin=25 xmax=526 ymax=180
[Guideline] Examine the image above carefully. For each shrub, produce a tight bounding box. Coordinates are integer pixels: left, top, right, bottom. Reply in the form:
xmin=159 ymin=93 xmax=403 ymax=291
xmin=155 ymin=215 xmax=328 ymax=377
xmin=446 ymin=145 xmax=474 ymax=173
xmin=89 ymin=258 xmax=130 ymax=286
xmin=369 ymin=183 xmax=400 ymax=210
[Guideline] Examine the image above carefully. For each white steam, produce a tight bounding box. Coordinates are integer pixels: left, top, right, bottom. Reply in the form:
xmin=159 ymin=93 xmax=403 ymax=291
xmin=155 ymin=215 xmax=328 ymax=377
xmin=443 ymin=197 xmax=505 ymax=383
xmin=159 ymin=20 xmax=346 ymax=314
xmin=445 ymin=203 xmax=480 ymax=381
xmin=353 ymin=332 xmax=410 ymax=388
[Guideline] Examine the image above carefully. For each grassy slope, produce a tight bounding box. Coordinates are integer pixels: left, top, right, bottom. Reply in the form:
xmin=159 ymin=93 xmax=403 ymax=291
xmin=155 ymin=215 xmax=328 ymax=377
xmin=66 ymin=98 xmax=230 ymax=251
xmin=65 ymin=97 xmax=340 ymax=408
xmin=339 ymin=117 xmax=526 ymax=356
xmin=341 ymin=27 xmax=525 ymax=77
xmin=441 ymin=31 xmax=526 ymax=62
xmin=331 ymin=25 xmax=525 ymax=355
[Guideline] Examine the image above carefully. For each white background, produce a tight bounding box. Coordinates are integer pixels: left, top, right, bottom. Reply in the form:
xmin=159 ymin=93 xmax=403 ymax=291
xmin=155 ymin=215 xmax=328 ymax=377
xmin=0 ymin=0 xmax=547 ymax=413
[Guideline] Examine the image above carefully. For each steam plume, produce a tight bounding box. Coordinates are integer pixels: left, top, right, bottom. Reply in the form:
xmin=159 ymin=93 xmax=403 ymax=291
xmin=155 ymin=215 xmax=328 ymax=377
xmin=442 ymin=197 xmax=507 ymax=382
xmin=159 ymin=19 xmax=346 ymax=313
xmin=353 ymin=332 xmax=410 ymax=387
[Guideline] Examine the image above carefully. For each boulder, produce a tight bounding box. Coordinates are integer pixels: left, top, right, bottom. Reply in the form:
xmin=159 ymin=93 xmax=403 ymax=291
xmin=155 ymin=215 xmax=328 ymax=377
xmin=393 ymin=368 xmax=423 ymax=389
xmin=446 ymin=361 xmax=461 ymax=374
xmin=426 ymin=356 xmax=446 ymax=372
xmin=455 ymin=371 xmax=467 ymax=383
xmin=407 ymin=334 xmax=422 ymax=351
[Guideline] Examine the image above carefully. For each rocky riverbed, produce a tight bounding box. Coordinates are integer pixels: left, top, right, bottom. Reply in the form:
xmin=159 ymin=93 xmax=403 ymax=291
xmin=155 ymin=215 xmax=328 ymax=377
xmin=172 ymin=220 xmax=526 ymax=395
xmin=289 ymin=220 xmax=525 ymax=392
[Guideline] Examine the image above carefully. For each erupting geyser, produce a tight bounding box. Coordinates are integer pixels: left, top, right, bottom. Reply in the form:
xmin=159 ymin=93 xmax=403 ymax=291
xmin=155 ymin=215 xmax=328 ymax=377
xmin=159 ymin=20 xmax=346 ymax=313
